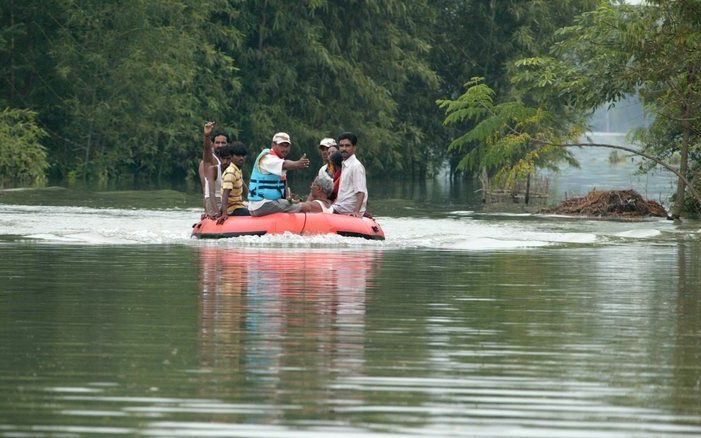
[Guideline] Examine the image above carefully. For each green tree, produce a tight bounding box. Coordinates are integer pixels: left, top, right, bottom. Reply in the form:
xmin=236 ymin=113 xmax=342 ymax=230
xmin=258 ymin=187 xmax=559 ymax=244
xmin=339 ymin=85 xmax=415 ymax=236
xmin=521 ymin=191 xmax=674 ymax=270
xmin=0 ymin=0 xmax=601 ymax=187
xmin=518 ymin=0 xmax=701 ymax=216
xmin=0 ymin=0 xmax=58 ymax=109
xmin=227 ymin=0 xmax=438 ymax=177
xmin=0 ymin=0 xmax=65 ymax=184
xmin=430 ymin=0 xmax=597 ymax=177
xmin=440 ymin=1 xmax=701 ymax=216
xmin=48 ymin=0 xmax=241 ymax=182
xmin=0 ymin=108 xmax=48 ymax=187
xmin=0 ymin=0 xmax=242 ymax=185
xmin=438 ymin=77 xmax=580 ymax=187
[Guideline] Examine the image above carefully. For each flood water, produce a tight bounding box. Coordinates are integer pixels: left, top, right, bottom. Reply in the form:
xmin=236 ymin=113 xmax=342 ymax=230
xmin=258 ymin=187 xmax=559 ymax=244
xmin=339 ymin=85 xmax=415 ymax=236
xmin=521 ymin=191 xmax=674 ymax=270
xmin=2 ymin=153 xmax=701 ymax=436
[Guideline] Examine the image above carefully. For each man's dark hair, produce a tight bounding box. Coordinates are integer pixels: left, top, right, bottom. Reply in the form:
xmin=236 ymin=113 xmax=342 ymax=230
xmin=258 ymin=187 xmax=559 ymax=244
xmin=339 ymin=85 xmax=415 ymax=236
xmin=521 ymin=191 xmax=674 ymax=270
xmin=210 ymin=130 xmax=231 ymax=143
xmin=230 ymin=141 xmax=247 ymax=156
xmin=337 ymin=132 xmax=357 ymax=146
xmin=215 ymin=142 xmax=247 ymax=158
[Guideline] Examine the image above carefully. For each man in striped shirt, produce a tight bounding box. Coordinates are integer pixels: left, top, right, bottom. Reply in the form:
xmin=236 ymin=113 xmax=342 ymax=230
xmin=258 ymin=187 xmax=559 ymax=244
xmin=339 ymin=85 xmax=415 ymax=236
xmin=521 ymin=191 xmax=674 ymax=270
xmin=214 ymin=143 xmax=250 ymax=223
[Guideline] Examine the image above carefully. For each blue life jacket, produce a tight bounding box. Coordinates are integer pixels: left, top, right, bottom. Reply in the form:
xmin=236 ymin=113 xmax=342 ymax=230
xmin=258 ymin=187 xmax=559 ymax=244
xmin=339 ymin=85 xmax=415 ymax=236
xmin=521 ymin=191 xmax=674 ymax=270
xmin=249 ymin=148 xmax=286 ymax=201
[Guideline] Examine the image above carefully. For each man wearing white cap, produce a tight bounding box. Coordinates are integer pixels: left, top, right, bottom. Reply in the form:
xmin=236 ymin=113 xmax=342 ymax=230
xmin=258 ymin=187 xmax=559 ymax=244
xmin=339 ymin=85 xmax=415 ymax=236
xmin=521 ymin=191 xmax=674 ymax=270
xmin=316 ymin=137 xmax=337 ymax=183
xmin=248 ymin=132 xmax=311 ymax=216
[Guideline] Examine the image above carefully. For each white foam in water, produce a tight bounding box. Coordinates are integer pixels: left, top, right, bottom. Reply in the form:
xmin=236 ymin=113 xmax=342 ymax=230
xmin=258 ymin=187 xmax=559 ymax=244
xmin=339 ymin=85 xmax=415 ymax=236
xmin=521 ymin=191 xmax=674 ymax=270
xmin=0 ymin=204 xmax=193 ymax=245
xmin=204 ymin=232 xmax=383 ymax=249
xmin=614 ymin=229 xmax=662 ymax=239
xmin=379 ymin=217 xmax=597 ymax=250
xmin=0 ymin=204 xmax=675 ymax=250
xmin=447 ymin=238 xmax=551 ymax=250
xmin=516 ymin=231 xmax=598 ymax=244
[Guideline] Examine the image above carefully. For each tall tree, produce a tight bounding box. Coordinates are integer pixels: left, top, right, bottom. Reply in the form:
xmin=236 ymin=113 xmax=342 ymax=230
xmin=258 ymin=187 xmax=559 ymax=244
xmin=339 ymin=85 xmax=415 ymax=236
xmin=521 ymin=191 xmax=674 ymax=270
xmin=0 ymin=0 xmax=600 ymax=186
xmin=0 ymin=0 xmax=59 ymax=110
xmin=439 ymin=0 xmax=701 ymax=216
xmin=516 ymin=0 xmax=701 ymax=216
xmin=430 ymin=0 xmax=597 ymax=177
xmin=227 ymin=0 xmax=438 ymax=176
xmin=48 ymin=0 xmax=241 ymax=182
xmin=0 ymin=0 xmax=242 ymax=183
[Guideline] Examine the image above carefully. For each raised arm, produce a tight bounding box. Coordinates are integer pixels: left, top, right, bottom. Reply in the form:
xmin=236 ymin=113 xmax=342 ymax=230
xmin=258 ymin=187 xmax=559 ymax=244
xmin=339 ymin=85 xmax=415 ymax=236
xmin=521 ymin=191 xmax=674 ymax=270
xmin=202 ymin=121 xmax=216 ymax=166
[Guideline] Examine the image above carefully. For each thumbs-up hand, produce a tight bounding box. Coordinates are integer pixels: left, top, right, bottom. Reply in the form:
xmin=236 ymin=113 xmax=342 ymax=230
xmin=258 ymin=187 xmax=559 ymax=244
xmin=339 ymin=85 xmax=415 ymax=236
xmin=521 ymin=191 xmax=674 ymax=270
xmin=298 ymin=153 xmax=310 ymax=169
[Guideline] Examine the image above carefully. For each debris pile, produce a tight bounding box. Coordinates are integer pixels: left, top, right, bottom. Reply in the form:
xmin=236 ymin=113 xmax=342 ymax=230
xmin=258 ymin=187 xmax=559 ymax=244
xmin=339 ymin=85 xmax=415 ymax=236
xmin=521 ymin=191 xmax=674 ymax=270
xmin=544 ymin=190 xmax=668 ymax=218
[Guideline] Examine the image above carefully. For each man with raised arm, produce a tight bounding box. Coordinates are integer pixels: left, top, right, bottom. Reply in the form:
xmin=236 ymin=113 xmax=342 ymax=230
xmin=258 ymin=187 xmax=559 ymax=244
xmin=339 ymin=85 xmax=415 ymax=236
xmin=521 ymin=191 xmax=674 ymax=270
xmin=200 ymin=121 xmax=229 ymax=217
xmin=247 ymin=132 xmax=310 ymax=217
xmin=332 ymin=132 xmax=367 ymax=217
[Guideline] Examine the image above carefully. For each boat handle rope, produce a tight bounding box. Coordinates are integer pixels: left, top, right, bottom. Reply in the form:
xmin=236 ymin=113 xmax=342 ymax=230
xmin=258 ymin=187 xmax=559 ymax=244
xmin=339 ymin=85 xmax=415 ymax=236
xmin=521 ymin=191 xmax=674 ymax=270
xmin=299 ymin=212 xmax=308 ymax=233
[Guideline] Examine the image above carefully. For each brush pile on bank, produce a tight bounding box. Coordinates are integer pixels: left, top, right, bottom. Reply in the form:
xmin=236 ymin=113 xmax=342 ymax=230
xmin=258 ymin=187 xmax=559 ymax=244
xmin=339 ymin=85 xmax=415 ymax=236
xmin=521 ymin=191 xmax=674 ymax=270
xmin=544 ymin=189 xmax=668 ymax=218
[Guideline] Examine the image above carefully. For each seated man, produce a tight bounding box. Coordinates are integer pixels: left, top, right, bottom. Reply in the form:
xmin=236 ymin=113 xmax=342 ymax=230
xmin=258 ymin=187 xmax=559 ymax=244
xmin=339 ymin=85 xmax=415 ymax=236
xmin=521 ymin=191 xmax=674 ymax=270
xmin=215 ymin=143 xmax=250 ymax=224
xmin=307 ymin=140 xmax=340 ymax=202
xmin=297 ymin=176 xmax=334 ymax=213
xmin=248 ymin=132 xmax=310 ymax=216
xmin=333 ymin=132 xmax=367 ymax=217
xmin=317 ymin=137 xmax=337 ymax=184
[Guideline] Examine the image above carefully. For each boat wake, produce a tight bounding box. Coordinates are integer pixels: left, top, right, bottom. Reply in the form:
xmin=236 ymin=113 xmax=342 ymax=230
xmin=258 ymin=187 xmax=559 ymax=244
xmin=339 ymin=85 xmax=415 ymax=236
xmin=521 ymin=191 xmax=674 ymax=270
xmin=0 ymin=204 xmax=679 ymax=250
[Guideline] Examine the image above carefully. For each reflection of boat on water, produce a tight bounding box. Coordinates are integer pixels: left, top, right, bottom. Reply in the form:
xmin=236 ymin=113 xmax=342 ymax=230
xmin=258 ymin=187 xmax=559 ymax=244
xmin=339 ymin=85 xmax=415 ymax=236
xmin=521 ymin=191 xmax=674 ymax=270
xmin=197 ymin=248 xmax=382 ymax=392
xmin=192 ymin=212 xmax=385 ymax=240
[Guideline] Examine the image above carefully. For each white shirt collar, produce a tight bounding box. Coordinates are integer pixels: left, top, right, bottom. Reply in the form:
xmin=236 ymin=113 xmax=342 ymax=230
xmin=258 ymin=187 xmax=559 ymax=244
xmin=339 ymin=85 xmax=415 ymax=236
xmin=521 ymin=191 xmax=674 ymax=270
xmin=342 ymin=153 xmax=357 ymax=167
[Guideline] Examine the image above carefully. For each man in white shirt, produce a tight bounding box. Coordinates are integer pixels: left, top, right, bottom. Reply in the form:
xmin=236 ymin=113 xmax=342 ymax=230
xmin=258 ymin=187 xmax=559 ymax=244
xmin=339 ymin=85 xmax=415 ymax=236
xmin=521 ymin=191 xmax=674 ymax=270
xmin=332 ymin=132 xmax=367 ymax=217
xmin=248 ymin=132 xmax=310 ymax=216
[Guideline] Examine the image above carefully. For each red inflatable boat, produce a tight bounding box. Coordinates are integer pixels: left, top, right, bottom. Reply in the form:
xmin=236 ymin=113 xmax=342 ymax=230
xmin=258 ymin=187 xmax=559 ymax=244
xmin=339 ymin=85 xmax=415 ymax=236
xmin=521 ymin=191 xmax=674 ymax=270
xmin=192 ymin=212 xmax=385 ymax=240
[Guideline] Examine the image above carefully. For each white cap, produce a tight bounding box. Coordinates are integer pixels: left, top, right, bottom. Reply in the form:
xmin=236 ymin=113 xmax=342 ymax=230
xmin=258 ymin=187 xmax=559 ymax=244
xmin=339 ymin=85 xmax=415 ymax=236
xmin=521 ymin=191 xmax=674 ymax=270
xmin=272 ymin=132 xmax=291 ymax=144
xmin=319 ymin=137 xmax=337 ymax=148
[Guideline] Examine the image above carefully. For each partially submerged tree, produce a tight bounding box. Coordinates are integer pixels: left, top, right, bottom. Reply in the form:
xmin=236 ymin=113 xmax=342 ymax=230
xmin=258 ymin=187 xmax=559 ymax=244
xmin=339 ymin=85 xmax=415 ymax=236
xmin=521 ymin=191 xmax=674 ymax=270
xmin=437 ymin=77 xmax=580 ymax=189
xmin=0 ymin=108 xmax=48 ymax=187
xmin=439 ymin=0 xmax=701 ymax=217
xmin=430 ymin=0 xmax=597 ymax=177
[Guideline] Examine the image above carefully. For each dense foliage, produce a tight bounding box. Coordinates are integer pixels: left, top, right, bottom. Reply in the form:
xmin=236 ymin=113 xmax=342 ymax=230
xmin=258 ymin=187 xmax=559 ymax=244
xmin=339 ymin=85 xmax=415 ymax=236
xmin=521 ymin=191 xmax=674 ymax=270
xmin=0 ymin=108 xmax=48 ymax=186
xmin=440 ymin=0 xmax=701 ymax=217
xmin=0 ymin=0 xmax=596 ymax=187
